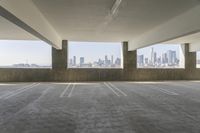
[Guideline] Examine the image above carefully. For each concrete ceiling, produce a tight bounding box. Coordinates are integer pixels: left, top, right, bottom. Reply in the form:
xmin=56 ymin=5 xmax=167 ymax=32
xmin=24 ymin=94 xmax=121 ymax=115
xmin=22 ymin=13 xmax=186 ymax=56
xmin=0 ymin=16 xmax=37 ymax=40
xmin=32 ymin=0 xmax=199 ymax=42
xmin=0 ymin=0 xmax=200 ymax=50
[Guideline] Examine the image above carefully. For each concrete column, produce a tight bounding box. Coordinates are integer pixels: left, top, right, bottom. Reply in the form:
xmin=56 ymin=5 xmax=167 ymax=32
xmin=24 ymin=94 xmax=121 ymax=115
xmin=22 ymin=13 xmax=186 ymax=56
xmin=122 ymin=42 xmax=136 ymax=80
xmin=123 ymin=42 xmax=136 ymax=70
xmin=52 ymin=40 xmax=68 ymax=70
xmin=185 ymin=43 xmax=196 ymax=71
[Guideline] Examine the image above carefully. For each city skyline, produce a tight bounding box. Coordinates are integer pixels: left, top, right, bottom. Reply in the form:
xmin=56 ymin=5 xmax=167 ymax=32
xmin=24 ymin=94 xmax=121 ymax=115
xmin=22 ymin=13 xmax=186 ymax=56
xmin=68 ymin=55 xmax=122 ymax=68
xmin=68 ymin=41 xmax=122 ymax=64
xmin=137 ymin=44 xmax=185 ymax=68
xmin=1 ymin=40 xmax=200 ymax=68
xmin=0 ymin=63 xmax=51 ymax=68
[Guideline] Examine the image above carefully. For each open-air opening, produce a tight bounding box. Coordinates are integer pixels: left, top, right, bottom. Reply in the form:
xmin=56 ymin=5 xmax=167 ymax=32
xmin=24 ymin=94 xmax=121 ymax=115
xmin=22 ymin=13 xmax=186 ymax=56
xmin=137 ymin=44 xmax=185 ymax=69
xmin=0 ymin=40 xmax=52 ymax=68
xmin=196 ymin=51 xmax=200 ymax=68
xmin=68 ymin=41 xmax=123 ymax=69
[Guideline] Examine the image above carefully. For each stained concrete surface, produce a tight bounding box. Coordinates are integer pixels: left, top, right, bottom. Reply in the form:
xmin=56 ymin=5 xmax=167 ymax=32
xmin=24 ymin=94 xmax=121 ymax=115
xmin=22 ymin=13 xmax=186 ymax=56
xmin=0 ymin=81 xmax=200 ymax=133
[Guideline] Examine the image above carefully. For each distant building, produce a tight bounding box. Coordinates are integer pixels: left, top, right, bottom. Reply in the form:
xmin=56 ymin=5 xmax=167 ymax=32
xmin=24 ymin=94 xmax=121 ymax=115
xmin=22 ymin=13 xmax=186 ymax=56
xmin=111 ymin=55 xmax=114 ymax=65
xmin=167 ymin=50 xmax=176 ymax=65
xmin=97 ymin=58 xmax=104 ymax=66
xmin=69 ymin=59 xmax=73 ymax=66
xmin=105 ymin=55 xmax=108 ymax=65
xmin=12 ymin=63 xmax=40 ymax=68
xmin=80 ymin=57 xmax=84 ymax=66
xmin=145 ymin=58 xmax=148 ymax=65
xmin=162 ymin=53 xmax=167 ymax=64
xmin=153 ymin=52 xmax=157 ymax=64
xmin=68 ymin=55 xmax=121 ymax=68
xmin=115 ymin=58 xmax=121 ymax=66
xmin=73 ymin=56 xmax=76 ymax=66
xmin=157 ymin=57 xmax=161 ymax=65
xmin=171 ymin=51 xmax=177 ymax=64
xmin=137 ymin=47 xmax=180 ymax=68
xmin=138 ymin=55 xmax=144 ymax=66
xmin=150 ymin=47 xmax=154 ymax=64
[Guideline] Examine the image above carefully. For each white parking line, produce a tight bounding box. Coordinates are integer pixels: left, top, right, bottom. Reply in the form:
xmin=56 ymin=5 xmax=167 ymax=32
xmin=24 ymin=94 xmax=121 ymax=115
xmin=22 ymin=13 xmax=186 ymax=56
xmin=0 ymin=83 xmax=37 ymax=99
xmin=104 ymin=82 xmax=120 ymax=96
xmin=41 ymin=87 xmax=51 ymax=97
xmin=108 ymin=82 xmax=127 ymax=96
xmin=68 ymin=84 xmax=75 ymax=97
xmin=3 ymin=83 xmax=40 ymax=99
xmin=60 ymin=83 xmax=71 ymax=98
xmin=147 ymin=85 xmax=179 ymax=96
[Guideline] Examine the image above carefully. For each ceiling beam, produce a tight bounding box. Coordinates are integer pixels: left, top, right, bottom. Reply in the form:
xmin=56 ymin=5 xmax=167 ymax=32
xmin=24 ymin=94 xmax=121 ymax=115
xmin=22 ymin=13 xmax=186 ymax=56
xmin=0 ymin=0 xmax=62 ymax=49
xmin=161 ymin=31 xmax=200 ymax=52
xmin=128 ymin=5 xmax=200 ymax=51
xmin=190 ymin=42 xmax=200 ymax=52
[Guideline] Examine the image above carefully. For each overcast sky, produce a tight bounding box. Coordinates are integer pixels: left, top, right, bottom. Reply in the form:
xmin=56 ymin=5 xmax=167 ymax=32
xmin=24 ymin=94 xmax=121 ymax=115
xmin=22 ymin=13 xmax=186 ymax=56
xmin=0 ymin=40 xmax=122 ymax=66
xmin=0 ymin=40 xmax=51 ymax=66
xmin=0 ymin=40 xmax=197 ymax=66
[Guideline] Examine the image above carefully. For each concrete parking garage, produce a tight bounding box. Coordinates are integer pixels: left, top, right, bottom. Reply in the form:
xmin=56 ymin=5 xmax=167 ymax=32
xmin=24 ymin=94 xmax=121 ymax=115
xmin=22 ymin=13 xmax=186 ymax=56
xmin=1 ymin=0 xmax=200 ymax=133
xmin=0 ymin=81 xmax=200 ymax=133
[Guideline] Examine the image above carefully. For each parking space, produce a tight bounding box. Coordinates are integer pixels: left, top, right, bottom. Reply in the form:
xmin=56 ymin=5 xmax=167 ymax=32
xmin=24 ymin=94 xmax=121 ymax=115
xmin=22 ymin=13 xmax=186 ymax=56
xmin=0 ymin=81 xmax=200 ymax=133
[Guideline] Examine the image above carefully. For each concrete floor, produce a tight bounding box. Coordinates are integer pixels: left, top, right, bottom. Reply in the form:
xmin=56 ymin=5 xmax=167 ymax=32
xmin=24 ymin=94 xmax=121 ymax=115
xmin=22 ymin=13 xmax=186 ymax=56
xmin=0 ymin=81 xmax=200 ymax=133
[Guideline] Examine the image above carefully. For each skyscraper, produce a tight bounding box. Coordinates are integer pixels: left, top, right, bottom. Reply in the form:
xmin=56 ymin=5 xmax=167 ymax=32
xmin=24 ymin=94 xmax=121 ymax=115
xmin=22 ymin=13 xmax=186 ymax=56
xmin=145 ymin=58 xmax=148 ymax=65
xmin=162 ymin=53 xmax=166 ymax=64
xmin=115 ymin=58 xmax=121 ymax=66
xmin=157 ymin=57 xmax=161 ymax=65
xmin=171 ymin=51 xmax=176 ymax=64
xmin=138 ymin=55 xmax=144 ymax=66
xmin=153 ymin=52 xmax=157 ymax=64
xmin=105 ymin=55 xmax=108 ymax=65
xmin=80 ymin=57 xmax=84 ymax=66
xmin=167 ymin=50 xmax=177 ymax=65
xmin=111 ymin=55 xmax=114 ymax=65
xmin=73 ymin=56 xmax=76 ymax=66
xmin=167 ymin=50 xmax=173 ymax=65
xmin=162 ymin=53 xmax=168 ymax=64
xmin=151 ymin=47 xmax=154 ymax=64
xmin=69 ymin=59 xmax=73 ymax=66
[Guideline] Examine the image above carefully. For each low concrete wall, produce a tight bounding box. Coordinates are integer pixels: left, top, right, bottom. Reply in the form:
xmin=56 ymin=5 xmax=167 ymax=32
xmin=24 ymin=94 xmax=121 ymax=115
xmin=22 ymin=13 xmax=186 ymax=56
xmin=0 ymin=41 xmax=199 ymax=82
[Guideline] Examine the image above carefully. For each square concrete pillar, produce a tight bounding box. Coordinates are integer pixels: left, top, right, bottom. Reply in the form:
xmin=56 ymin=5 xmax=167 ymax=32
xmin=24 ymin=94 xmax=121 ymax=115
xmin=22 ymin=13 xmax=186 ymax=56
xmin=122 ymin=42 xmax=136 ymax=80
xmin=52 ymin=40 xmax=68 ymax=70
xmin=123 ymin=42 xmax=136 ymax=70
xmin=185 ymin=43 xmax=196 ymax=70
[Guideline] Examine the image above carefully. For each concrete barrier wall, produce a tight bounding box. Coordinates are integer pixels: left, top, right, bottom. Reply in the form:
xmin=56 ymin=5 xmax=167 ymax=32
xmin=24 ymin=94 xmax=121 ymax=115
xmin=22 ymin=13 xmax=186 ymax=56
xmin=0 ymin=41 xmax=199 ymax=82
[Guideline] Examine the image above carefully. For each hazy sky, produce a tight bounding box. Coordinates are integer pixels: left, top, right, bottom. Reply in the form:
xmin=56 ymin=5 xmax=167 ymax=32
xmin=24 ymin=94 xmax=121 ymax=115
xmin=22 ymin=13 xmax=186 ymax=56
xmin=68 ymin=41 xmax=122 ymax=63
xmin=0 ymin=40 xmax=197 ymax=66
xmin=0 ymin=40 xmax=51 ymax=66
xmin=197 ymin=52 xmax=200 ymax=59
